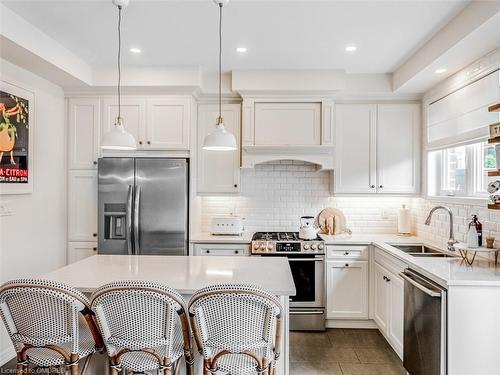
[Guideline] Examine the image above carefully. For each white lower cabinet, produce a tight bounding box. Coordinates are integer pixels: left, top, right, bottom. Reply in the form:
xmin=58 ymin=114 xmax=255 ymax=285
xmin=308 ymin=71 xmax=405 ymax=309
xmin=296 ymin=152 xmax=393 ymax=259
xmin=192 ymin=243 xmax=249 ymax=256
xmin=326 ymin=260 xmax=368 ymax=319
xmin=373 ymin=258 xmax=405 ymax=358
xmin=67 ymin=242 xmax=97 ymax=264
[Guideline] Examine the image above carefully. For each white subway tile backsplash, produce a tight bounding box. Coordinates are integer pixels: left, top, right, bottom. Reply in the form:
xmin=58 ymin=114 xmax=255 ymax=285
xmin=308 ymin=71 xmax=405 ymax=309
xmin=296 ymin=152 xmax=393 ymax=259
xmin=200 ymin=161 xmax=415 ymax=234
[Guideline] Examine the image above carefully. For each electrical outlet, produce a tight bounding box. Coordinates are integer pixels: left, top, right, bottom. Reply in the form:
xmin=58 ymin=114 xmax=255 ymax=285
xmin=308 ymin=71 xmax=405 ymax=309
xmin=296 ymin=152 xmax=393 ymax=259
xmin=0 ymin=204 xmax=13 ymax=217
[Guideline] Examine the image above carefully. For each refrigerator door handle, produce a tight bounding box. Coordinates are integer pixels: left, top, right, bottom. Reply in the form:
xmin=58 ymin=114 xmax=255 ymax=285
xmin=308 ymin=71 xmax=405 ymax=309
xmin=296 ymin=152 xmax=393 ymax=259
xmin=125 ymin=185 xmax=133 ymax=255
xmin=133 ymin=185 xmax=141 ymax=255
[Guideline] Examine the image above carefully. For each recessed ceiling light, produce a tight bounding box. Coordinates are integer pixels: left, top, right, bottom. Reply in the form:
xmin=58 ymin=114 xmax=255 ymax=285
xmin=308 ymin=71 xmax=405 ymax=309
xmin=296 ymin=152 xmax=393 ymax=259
xmin=236 ymin=47 xmax=247 ymax=53
xmin=435 ymin=68 xmax=447 ymax=74
xmin=129 ymin=47 xmax=141 ymax=54
xmin=345 ymin=45 xmax=357 ymax=52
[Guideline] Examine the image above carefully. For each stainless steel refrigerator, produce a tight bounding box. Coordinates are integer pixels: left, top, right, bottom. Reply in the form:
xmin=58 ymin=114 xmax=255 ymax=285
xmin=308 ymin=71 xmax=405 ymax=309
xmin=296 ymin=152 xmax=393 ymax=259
xmin=97 ymin=158 xmax=188 ymax=256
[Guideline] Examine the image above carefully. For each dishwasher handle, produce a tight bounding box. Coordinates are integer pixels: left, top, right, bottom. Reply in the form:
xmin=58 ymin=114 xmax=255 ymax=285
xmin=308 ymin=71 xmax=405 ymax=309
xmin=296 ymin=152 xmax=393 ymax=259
xmin=399 ymin=271 xmax=442 ymax=298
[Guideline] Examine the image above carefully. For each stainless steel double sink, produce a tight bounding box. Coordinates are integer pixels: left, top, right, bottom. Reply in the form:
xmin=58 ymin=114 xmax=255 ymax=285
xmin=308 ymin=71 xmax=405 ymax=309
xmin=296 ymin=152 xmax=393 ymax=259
xmin=390 ymin=244 xmax=459 ymax=258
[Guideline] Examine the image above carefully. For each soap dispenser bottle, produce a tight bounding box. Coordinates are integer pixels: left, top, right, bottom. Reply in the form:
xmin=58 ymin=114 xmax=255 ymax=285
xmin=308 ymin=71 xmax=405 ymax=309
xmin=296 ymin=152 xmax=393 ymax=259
xmin=467 ymin=216 xmax=479 ymax=248
xmin=472 ymin=215 xmax=482 ymax=246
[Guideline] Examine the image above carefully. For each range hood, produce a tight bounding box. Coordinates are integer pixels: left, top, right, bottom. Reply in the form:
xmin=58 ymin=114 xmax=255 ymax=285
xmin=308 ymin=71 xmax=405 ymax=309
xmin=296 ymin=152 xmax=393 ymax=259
xmin=241 ymin=145 xmax=334 ymax=170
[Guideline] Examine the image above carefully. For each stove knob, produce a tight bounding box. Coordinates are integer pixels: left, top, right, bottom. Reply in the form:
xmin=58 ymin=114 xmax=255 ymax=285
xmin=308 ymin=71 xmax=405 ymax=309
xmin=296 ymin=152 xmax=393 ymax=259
xmin=260 ymin=243 xmax=266 ymax=251
xmin=267 ymin=244 xmax=274 ymax=251
xmin=311 ymin=244 xmax=317 ymax=250
xmin=253 ymin=243 xmax=260 ymax=250
xmin=318 ymin=243 xmax=324 ymax=250
xmin=303 ymin=243 xmax=310 ymax=250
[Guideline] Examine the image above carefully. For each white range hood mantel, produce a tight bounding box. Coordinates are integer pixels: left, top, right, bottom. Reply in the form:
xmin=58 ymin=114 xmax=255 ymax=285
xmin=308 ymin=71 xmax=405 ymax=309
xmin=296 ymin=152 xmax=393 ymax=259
xmin=241 ymin=145 xmax=334 ymax=170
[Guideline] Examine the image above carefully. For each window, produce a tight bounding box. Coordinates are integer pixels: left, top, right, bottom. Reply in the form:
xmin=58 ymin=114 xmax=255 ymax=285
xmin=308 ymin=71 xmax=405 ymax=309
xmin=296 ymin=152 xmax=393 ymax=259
xmin=427 ymin=141 xmax=495 ymax=198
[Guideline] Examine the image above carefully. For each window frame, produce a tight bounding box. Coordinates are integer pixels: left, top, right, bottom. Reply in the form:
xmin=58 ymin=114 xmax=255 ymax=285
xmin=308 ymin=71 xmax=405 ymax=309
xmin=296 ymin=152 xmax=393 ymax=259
xmin=427 ymin=141 xmax=493 ymax=200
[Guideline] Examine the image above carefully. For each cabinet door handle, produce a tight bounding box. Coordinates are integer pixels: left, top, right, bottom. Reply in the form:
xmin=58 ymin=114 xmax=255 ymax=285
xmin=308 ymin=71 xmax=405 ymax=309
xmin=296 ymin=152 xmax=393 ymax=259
xmin=139 ymin=141 xmax=143 ymax=145
xmin=344 ymin=263 xmax=349 ymax=267
xmin=370 ymin=185 xmax=375 ymax=188
xmin=386 ymin=278 xmax=391 ymax=282
xmin=93 ymin=161 xmax=98 ymax=165
xmin=383 ymin=276 xmax=387 ymax=281
xmin=234 ymin=184 xmax=238 ymax=188
xmin=206 ymin=250 xmax=210 ymax=254
xmin=93 ymin=247 xmax=97 ymax=251
xmin=234 ymin=250 xmax=239 ymax=254
xmin=92 ymin=233 xmax=97 ymax=237
xmin=379 ymin=185 xmax=383 ymax=189
xmin=147 ymin=141 xmax=151 ymax=145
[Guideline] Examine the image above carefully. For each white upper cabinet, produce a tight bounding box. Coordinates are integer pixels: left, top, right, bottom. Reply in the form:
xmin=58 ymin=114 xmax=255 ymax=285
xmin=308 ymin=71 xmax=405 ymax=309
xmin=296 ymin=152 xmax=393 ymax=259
xmin=377 ymin=104 xmax=420 ymax=194
xmin=102 ymin=97 xmax=146 ymax=148
xmin=146 ymin=97 xmax=190 ymax=149
xmin=68 ymin=98 xmax=100 ymax=170
xmin=101 ymin=96 xmax=191 ymax=150
xmin=254 ymin=102 xmax=321 ymax=146
xmin=334 ymin=103 xmax=420 ymax=195
xmin=335 ymin=104 xmax=377 ymax=194
xmin=197 ymin=103 xmax=241 ymax=194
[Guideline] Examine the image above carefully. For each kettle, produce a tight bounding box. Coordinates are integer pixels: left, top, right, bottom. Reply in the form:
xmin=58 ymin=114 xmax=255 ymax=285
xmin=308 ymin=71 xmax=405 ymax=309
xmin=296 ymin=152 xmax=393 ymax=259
xmin=299 ymin=216 xmax=318 ymax=240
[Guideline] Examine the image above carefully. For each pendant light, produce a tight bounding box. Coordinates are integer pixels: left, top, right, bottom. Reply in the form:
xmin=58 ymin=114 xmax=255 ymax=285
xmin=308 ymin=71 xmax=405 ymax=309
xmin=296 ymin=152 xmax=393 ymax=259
xmin=202 ymin=0 xmax=237 ymax=151
xmin=101 ymin=0 xmax=137 ymax=150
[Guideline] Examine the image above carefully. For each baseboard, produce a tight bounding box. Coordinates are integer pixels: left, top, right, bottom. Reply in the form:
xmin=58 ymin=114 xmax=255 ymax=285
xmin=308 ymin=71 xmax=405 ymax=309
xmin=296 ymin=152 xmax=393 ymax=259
xmin=326 ymin=319 xmax=378 ymax=329
xmin=0 ymin=346 xmax=15 ymax=367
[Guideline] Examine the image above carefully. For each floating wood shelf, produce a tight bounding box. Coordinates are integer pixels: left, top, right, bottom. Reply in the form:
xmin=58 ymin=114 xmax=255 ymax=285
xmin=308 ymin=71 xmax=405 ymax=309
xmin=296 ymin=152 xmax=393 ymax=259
xmin=489 ymin=103 xmax=500 ymax=112
xmin=488 ymin=171 xmax=500 ymax=176
xmin=488 ymin=204 xmax=500 ymax=210
xmin=487 ymin=136 xmax=500 ymax=144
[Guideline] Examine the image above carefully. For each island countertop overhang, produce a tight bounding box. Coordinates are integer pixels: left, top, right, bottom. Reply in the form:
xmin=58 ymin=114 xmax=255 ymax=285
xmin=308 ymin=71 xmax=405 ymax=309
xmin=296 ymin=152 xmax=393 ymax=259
xmin=39 ymin=255 xmax=296 ymax=296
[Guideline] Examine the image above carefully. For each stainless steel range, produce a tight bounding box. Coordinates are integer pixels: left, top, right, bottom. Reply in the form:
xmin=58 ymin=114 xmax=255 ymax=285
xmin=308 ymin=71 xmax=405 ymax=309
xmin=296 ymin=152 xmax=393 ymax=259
xmin=251 ymin=232 xmax=326 ymax=331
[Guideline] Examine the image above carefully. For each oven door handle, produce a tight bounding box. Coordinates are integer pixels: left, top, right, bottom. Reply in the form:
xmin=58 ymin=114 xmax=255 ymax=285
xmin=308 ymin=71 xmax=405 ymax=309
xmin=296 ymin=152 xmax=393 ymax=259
xmin=288 ymin=258 xmax=324 ymax=262
xmin=399 ymin=272 xmax=441 ymax=297
xmin=289 ymin=310 xmax=324 ymax=315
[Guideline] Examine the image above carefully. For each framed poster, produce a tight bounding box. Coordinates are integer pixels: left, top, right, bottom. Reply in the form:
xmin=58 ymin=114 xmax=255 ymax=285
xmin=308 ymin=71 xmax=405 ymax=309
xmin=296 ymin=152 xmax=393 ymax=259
xmin=0 ymin=80 xmax=34 ymax=194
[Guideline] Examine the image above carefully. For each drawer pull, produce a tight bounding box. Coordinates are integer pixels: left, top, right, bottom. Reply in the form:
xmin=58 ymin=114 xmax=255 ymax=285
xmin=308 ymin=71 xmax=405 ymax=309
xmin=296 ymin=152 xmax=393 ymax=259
xmin=206 ymin=250 xmax=210 ymax=254
xmin=344 ymin=251 xmax=350 ymax=256
xmin=345 ymin=263 xmax=349 ymax=267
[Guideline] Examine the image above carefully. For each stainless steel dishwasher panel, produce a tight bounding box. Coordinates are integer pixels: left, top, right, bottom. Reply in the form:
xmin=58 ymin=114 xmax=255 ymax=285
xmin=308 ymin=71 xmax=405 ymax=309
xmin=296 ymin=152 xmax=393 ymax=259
xmin=401 ymin=269 xmax=447 ymax=375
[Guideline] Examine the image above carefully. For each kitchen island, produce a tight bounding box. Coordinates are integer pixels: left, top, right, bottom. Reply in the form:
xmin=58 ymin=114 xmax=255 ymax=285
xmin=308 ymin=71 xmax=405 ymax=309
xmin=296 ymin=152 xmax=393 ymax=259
xmin=41 ymin=255 xmax=296 ymax=375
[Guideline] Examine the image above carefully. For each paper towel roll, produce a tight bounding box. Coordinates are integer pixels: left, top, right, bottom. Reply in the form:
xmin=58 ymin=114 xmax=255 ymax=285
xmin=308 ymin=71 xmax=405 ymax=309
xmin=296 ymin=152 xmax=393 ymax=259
xmin=397 ymin=204 xmax=411 ymax=234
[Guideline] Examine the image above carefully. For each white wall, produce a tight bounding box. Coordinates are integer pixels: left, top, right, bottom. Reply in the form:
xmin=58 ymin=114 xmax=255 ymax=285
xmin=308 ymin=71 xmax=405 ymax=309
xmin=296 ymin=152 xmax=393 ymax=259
xmin=0 ymin=58 xmax=67 ymax=364
xmin=200 ymin=161 xmax=417 ymax=234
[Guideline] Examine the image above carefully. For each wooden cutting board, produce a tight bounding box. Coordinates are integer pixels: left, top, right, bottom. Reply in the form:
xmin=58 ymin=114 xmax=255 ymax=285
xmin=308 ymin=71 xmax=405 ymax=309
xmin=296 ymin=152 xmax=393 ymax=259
xmin=317 ymin=208 xmax=349 ymax=235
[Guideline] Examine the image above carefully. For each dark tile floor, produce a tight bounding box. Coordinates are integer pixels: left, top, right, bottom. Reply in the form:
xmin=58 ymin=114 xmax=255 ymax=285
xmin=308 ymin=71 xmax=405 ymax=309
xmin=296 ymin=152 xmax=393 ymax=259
xmin=290 ymin=329 xmax=407 ymax=375
xmin=1 ymin=328 xmax=406 ymax=374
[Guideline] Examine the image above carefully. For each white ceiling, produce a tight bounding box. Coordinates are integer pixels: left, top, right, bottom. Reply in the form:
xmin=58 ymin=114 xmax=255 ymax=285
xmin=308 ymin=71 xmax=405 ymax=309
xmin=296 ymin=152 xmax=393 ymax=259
xmin=1 ymin=0 xmax=470 ymax=74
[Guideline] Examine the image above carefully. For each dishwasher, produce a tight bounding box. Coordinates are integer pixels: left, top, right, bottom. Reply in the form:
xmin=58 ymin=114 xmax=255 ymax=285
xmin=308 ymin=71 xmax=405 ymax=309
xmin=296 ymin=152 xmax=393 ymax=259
xmin=400 ymin=269 xmax=447 ymax=375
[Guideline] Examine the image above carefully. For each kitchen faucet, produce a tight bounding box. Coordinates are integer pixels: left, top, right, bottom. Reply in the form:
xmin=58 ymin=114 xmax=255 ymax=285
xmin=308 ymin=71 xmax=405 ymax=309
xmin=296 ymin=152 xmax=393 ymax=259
xmin=425 ymin=206 xmax=458 ymax=251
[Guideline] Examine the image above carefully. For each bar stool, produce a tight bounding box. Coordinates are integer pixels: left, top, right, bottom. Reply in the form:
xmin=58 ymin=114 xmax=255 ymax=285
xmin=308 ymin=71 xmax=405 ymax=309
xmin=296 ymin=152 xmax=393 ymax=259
xmin=90 ymin=280 xmax=194 ymax=375
xmin=188 ymin=284 xmax=283 ymax=375
xmin=0 ymin=279 xmax=103 ymax=375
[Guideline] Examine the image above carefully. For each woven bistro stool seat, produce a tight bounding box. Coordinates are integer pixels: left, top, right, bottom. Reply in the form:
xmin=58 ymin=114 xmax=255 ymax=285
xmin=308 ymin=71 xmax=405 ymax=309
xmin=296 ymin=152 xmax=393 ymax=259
xmin=0 ymin=279 xmax=103 ymax=374
xmin=90 ymin=280 xmax=194 ymax=375
xmin=188 ymin=284 xmax=283 ymax=375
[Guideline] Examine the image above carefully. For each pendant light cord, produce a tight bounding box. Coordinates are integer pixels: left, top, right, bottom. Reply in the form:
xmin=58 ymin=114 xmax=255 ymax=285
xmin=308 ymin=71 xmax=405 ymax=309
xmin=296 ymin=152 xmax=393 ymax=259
xmin=218 ymin=3 xmax=223 ymax=124
xmin=117 ymin=5 xmax=122 ymax=123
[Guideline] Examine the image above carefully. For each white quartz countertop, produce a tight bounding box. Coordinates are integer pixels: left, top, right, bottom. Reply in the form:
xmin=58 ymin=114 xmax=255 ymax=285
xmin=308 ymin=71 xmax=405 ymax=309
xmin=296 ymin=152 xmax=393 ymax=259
xmin=40 ymin=255 xmax=296 ymax=295
xmin=321 ymin=233 xmax=500 ymax=287
xmin=190 ymin=232 xmax=253 ymax=243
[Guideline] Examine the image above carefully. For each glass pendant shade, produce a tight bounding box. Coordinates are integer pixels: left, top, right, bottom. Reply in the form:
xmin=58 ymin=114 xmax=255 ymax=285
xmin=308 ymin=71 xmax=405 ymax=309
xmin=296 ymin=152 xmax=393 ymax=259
xmin=203 ymin=121 xmax=237 ymax=151
xmin=101 ymin=118 xmax=136 ymax=150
